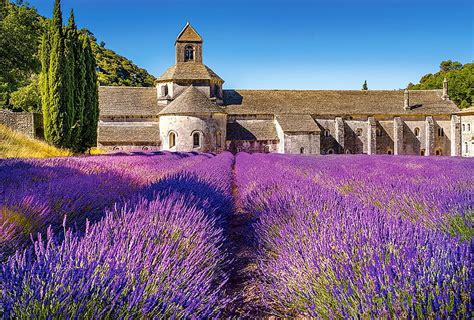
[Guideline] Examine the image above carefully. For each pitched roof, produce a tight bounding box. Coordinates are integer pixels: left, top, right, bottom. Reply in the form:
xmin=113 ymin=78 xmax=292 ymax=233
xmin=226 ymin=120 xmax=278 ymax=141
xmin=158 ymin=85 xmax=225 ymax=115
xmin=223 ymin=89 xmax=459 ymax=116
xmin=98 ymin=122 xmax=160 ymax=145
xmin=276 ymin=114 xmax=320 ymax=132
xmin=176 ymin=22 xmax=202 ymax=43
xmin=99 ymin=87 xmax=160 ymax=117
xmin=156 ymin=62 xmax=223 ymax=83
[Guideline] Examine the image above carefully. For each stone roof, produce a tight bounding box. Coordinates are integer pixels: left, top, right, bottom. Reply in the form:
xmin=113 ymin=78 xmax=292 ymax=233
xmin=276 ymin=114 xmax=320 ymax=132
xmin=226 ymin=120 xmax=278 ymax=141
xmin=158 ymin=85 xmax=225 ymax=115
xmin=457 ymin=106 xmax=474 ymax=115
xmin=176 ymin=22 xmax=202 ymax=43
xmin=99 ymin=87 xmax=160 ymax=117
xmin=223 ymin=89 xmax=459 ymax=116
xmin=98 ymin=122 xmax=160 ymax=144
xmin=156 ymin=62 xmax=223 ymax=83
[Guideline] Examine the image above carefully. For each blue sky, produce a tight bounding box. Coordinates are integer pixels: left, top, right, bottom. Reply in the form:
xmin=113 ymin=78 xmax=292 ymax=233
xmin=27 ymin=0 xmax=473 ymax=90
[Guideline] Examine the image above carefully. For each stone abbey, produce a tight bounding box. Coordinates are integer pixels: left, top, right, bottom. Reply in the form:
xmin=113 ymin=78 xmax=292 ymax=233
xmin=96 ymin=23 xmax=473 ymax=157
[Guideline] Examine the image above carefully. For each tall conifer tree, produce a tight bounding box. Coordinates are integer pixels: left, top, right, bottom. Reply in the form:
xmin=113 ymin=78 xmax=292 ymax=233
xmin=46 ymin=0 xmax=70 ymax=147
xmin=81 ymin=35 xmax=98 ymax=151
xmin=39 ymin=22 xmax=52 ymax=142
xmin=63 ymin=9 xmax=76 ymax=148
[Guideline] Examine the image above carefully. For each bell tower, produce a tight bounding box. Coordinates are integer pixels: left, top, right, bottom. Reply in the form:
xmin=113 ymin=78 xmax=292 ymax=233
xmin=175 ymin=22 xmax=203 ymax=63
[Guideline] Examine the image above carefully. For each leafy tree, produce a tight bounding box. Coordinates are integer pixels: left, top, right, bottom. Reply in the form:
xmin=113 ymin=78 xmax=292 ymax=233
xmin=362 ymin=80 xmax=368 ymax=90
xmin=0 ymin=0 xmax=44 ymax=107
xmin=409 ymin=61 xmax=473 ymax=109
xmin=10 ymin=74 xmax=40 ymax=112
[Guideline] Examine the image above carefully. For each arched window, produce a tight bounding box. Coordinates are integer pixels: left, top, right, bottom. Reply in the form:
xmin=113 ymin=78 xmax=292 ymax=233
xmin=437 ymin=128 xmax=444 ymax=137
xmin=414 ymin=127 xmax=420 ymax=137
xmin=324 ymin=129 xmax=330 ymax=137
xmin=169 ymin=132 xmax=176 ymax=148
xmin=327 ymin=148 xmax=334 ymax=155
xmin=387 ymin=149 xmax=392 ymax=155
xmin=468 ymin=124 xmax=471 ymax=131
xmin=264 ymin=145 xmax=270 ymax=153
xmin=300 ymin=147 xmax=305 ymax=154
xmin=184 ymin=45 xmax=194 ymax=61
xmin=376 ymin=128 xmax=383 ymax=137
xmin=462 ymin=124 xmax=466 ymax=132
xmin=465 ymin=142 xmax=469 ymax=153
xmin=193 ymin=132 xmax=200 ymax=148
xmin=356 ymin=128 xmax=363 ymax=137
xmin=420 ymin=149 xmax=425 ymax=156
xmin=435 ymin=149 xmax=442 ymax=156
xmin=345 ymin=149 xmax=351 ymax=154
xmin=215 ymin=131 xmax=222 ymax=147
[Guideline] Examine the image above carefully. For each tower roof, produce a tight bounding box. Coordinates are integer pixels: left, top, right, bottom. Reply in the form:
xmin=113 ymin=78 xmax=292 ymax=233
xmin=156 ymin=62 xmax=223 ymax=83
xmin=176 ymin=22 xmax=202 ymax=43
xmin=158 ymin=85 xmax=225 ymax=115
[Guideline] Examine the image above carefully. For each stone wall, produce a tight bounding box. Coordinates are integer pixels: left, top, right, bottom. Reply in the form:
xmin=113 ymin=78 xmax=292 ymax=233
xmin=225 ymin=140 xmax=278 ymax=154
xmin=0 ymin=110 xmax=42 ymax=138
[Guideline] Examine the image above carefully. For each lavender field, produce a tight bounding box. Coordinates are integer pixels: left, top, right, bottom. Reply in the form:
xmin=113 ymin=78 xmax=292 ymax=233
xmin=0 ymin=152 xmax=472 ymax=318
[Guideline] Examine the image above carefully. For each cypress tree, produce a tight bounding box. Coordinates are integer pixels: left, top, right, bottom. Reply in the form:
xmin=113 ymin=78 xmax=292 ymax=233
xmin=64 ymin=9 xmax=77 ymax=149
xmin=39 ymin=22 xmax=52 ymax=142
xmin=81 ymin=35 xmax=98 ymax=151
xmin=70 ymin=13 xmax=86 ymax=152
xmin=46 ymin=0 xmax=70 ymax=147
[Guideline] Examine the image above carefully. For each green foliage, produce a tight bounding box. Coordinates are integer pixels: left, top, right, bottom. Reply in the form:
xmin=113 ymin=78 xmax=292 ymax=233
xmin=10 ymin=75 xmax=40 ymax=112
xmin=409 ymin=61 xmax=474 ymax=109
xmin=362 ymin=80 xmax=368 ymax=90
xmin=0 ymin=0 xmax=44 ymax=107
xmin=1 ymin=0 xmax=156 ymax=113
xmin=92 ymin=40 xmax=156 ymax=87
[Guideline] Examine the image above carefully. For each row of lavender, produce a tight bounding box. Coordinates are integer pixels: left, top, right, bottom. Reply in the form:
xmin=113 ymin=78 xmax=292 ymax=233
xmin=1 ymin=152 xmax=234 ymax=317
xmin=235 ymin=153 xmax=473 ymax=317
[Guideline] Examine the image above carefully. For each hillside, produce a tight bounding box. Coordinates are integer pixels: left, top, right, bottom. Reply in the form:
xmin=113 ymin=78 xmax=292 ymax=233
xmin=0 ymin=1 xmax=156 ymax=112
xmin=0 ymin=124 xmax=71 ymax=158
xmin=408 ymin=61 xmax=473 ymax=109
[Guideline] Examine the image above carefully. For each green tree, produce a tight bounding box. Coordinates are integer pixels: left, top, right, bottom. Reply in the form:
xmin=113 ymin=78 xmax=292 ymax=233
xmin=63 ymin=9 xmax=76 ymax=148
xmin=0 ymin=1 xmax=43 ymax=107
xmin=44 ymin=0 xmax=70 ymax=147
xmin=10 ymin=74 xmax=40 ymax=112
xmin=81 ymin=34 xmax=98 ymax=151
xmin=362 ymin=80 xmax=368 ymax=90
xmin=409 ymin=61 xmax=473 ymax=109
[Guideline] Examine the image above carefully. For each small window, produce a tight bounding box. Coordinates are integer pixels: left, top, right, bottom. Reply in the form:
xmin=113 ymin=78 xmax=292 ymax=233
xmin=264 ymin=145 xmax=270 ymax=153
xmin=213 ymin=84 xmax=220 ymax=98
xmin=468 ymin=124 xmax=471 ymax=132
xmin=356 ymin=128 xmax=363 ymax=137
xmin=437 ymin=128 xmax=444 ymax=137
xmin=300 ymin=147 xmax=305 ymax=154
xmin=376 ymin=128 xmax=383 ymax=137
xmin=327 ymin=148 xmax=334 ymax=155
xmin=387 ymin=149 xmax=392 ymax=155
xmin=324 ymin=129 xmax=330 ymax=137
xmin=169 ymin=132 xmax=176 ymax=148
xmin=184 ymin=45 xmax=194 ymax=61
xmin=435 ymin=149 xmax=442 ymax=156
xmin=345 ymin=149 xmax=351 ymax=154
xmin=216 ymin=131 xmax=222 ymax=147
xmin=462 ymin=124 xmax=466 ymax=132
xmin=420 ymin=149 xmax=425 ymax=156
xmin=414 ymin=127 xmax=420 ymax=137
xmin=465 ymin=142 xmax=469 ymax=153
xmin=161 ymin=85 xmax=168 ymax=97
xmin=193 ymin=132 xmax=200 ymax=148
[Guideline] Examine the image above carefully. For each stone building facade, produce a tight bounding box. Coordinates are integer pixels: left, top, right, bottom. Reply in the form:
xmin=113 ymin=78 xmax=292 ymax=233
xmin=458 ymin=106 xmax=474 ymax=157
xmin=97 ymin=23 xmax=466 ymax=157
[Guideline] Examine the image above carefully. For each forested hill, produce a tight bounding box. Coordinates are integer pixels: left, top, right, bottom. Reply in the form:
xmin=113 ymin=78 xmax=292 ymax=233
xmin=408 ymin=61 xmax=473 ymax=109
xmin=0 ymin=1 xmax=156 ymax=112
